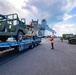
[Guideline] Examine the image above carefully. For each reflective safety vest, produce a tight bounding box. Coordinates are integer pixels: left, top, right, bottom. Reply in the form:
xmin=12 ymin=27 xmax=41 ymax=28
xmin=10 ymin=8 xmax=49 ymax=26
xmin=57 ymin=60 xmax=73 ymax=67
xmin=50 ymin=38 xmax=54 ymax=43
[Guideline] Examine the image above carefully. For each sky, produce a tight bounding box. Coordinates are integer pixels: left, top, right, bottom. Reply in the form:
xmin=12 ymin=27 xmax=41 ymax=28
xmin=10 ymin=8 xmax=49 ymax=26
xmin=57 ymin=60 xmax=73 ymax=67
xmin=0 ymin=0 xmax=76 ymax=36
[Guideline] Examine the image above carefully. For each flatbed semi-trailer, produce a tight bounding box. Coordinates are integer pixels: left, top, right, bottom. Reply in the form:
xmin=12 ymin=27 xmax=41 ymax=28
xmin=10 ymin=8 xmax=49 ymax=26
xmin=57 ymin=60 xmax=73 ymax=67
xmin=0 ymin=39 xmax=41 ymax=52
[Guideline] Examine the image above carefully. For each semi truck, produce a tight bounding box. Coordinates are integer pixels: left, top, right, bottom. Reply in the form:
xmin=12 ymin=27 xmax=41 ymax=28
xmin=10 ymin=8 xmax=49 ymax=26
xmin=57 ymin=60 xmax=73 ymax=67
xmin=0 ymin=13 xmax=41 ymax=52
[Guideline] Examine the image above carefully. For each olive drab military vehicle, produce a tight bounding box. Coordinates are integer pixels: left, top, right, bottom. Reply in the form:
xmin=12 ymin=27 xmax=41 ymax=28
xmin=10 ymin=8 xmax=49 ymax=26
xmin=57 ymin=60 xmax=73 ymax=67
xmin=68 ymin=35 xmax=76 ymax=44
xmin=0 ymin=13 xmax=26 ymax=42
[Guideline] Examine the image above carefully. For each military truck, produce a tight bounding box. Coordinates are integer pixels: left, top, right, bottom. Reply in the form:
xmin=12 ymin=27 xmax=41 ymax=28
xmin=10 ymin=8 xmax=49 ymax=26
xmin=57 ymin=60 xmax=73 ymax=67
xmin=24 ymin=19 xmax=38 ymax=39
xmin=0 ymin=13 xmax=26 ymax=42
xmin=68 ymin=35 xmax=76 ymax=44
xmin=25 ymin=24 xmax=34 ymax=39
xmin=62 ymin=34 xmax=73 ymax=40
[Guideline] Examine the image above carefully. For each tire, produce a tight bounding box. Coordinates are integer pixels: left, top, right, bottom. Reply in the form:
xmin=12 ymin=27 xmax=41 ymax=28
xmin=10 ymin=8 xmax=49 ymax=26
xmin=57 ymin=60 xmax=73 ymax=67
xmin=16 ymin=31 xmax=23 ymax=42
xmin=36 ymin=43 xmax=38 ymax=46
xmin=70 ymin=40 xmax=76 ymax=44
xmin=68 ymin=40 xmax=71 ymax=44
xmin=0 ymin=37 xmax=8 ymax=42
xmin=29 ymin=43 xmax=34 ymax=49
xmin=34 ymin=43 xmax=37 ymax=47
xmin=74 ymin=41 xmax=76 ymax=44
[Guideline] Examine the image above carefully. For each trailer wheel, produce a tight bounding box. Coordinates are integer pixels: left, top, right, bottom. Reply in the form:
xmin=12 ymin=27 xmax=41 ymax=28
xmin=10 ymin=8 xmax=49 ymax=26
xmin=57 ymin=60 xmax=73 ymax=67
xmin=14 ymin=46 xmax=19 ymax=52
xmin=34 ymin=43 xmax=37 ymax=47
xmin=36 ymin=43 xmax=38 ymax=46
xmin=30 ymin=43 xmax=34 ymax=49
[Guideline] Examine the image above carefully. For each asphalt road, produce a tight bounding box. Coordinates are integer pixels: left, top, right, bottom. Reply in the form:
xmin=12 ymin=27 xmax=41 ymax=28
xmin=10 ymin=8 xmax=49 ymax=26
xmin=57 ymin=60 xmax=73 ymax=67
xmin=0 ymin=38 xmax=76 ymax=75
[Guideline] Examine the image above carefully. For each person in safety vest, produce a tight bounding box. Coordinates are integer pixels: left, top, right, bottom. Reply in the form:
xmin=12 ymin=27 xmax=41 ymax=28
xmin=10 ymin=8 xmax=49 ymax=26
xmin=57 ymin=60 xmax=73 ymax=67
xmin=50 ymin=36 xmax=54 ymax=49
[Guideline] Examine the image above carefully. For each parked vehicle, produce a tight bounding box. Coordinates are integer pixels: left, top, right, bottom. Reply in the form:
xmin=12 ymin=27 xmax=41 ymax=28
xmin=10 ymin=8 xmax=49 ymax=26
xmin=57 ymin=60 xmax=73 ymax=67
xmin=0 ymin=13 xmax=26 ymax=42
xmin=68 ymin=35 xmax=76 ymax=44
xmin=62 ymin=34 xmax=73 ymax=40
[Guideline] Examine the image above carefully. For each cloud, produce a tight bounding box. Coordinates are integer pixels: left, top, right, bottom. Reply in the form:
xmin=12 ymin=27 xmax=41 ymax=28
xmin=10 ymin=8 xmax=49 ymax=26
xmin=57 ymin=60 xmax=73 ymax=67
xmin=7 ymin=0 xmax=25 ymax=10
xmin=63 ymin=13 xmax=76 ymax=21
xmin=63 ymin=13 xmax=73 ymax=21
xmin=0 ymin=0 xmax=31 ymax=23
xmin=0 ymin=0 xmax=13 ymax=14
xmin=0 ymin=0 xmax=22 ymax=15
xmin=53 ymin=23 xmax=76 ymax=36
xmin=0 ymin=0 xmax=76 ymax=24
xmin=22 ymin=0 xmax=76 ymax=24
